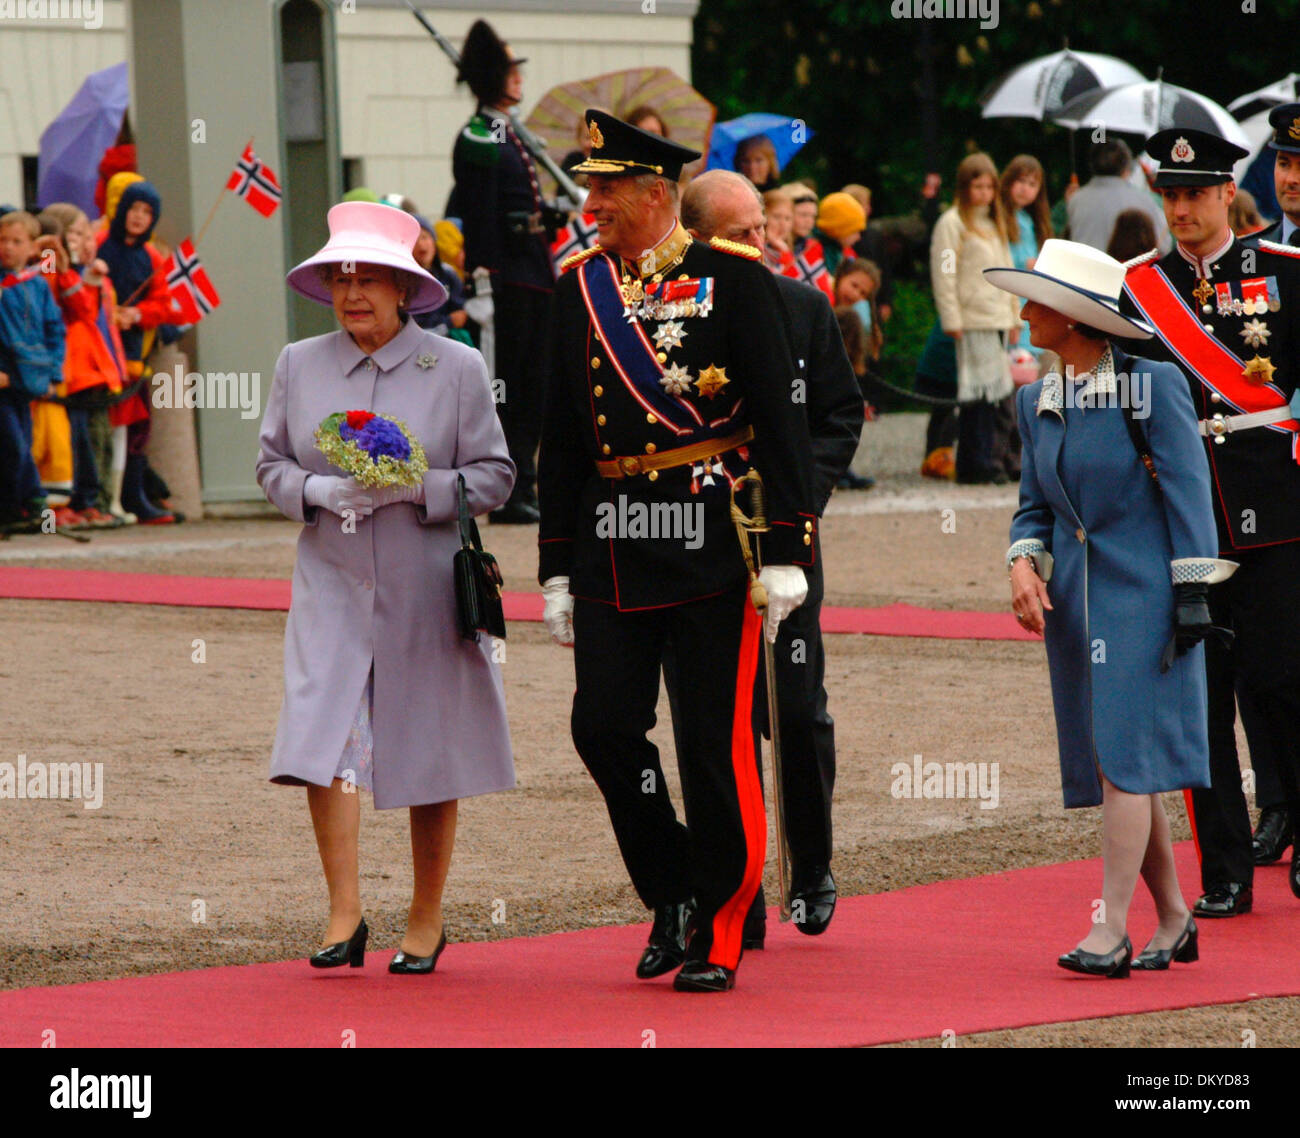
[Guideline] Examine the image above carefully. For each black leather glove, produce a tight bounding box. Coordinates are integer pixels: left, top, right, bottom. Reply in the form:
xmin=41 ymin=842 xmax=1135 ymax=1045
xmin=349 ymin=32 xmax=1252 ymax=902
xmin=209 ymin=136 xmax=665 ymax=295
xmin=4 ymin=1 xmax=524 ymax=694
xmin=1160 ymin=582 xmax=1233 ymax=672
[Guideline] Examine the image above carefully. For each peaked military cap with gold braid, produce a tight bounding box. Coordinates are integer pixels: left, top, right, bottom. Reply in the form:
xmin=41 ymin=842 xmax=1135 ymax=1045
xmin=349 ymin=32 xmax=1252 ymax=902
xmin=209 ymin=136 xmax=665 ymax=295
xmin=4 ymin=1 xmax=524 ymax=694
xmin=571 ymin=108 xmax=701 ymax=181
xmin=1266 ymin=101 xmax=1300 ymax=156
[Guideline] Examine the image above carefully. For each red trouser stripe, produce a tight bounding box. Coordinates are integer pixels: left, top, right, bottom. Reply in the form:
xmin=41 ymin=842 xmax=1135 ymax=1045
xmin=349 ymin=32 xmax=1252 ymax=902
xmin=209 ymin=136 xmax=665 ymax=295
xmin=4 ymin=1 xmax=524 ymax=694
xmin=708 ymin=595 xmax=767 ymax=969
xmin=1183 ymin=788 xmax=1203 ymax=869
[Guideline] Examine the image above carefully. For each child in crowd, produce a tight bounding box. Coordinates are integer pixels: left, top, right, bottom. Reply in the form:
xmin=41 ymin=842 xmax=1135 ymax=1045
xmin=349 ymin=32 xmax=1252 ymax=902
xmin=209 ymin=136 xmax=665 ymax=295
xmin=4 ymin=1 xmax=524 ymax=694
xmin=761 ymin=188 xmax=799 ymax=278
xmin=831 ymin=304 xmax=876 ymax=492
xmin=39 ymin=202 xmax=130 ymax=527
xmin=0 ymin=210 xmax=65 ymax=527
xmin=929 ymin=152 xmax=1021 ymax=485
xmin=833 ymin=257 xmax=884 ymax=364
xmin=97 ymin=177 xmax=178 ymax=523
xmin=785 ymin=183 xmax=836 ymax=298
xmin=814 ymin=191 xmax=866 ymax=276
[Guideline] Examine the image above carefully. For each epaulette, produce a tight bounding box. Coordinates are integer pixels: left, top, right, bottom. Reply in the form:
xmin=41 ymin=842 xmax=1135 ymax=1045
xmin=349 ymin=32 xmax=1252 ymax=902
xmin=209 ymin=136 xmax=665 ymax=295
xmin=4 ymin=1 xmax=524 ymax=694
xmin=1258 ymin=239 xmax=1300 ymax=260
xmin=709 ymin=236 xmax=762 ymax=261
xmin=560 ymin=245 xmax=605 ymax=273
xmin=1123 ymin=247 xmax=1160 ymax=272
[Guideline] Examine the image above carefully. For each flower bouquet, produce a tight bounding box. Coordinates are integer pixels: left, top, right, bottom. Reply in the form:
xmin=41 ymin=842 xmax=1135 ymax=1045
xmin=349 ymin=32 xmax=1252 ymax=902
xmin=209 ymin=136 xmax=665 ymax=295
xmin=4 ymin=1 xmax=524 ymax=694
xmin=314 ymin=410 xmax=428 ymax=488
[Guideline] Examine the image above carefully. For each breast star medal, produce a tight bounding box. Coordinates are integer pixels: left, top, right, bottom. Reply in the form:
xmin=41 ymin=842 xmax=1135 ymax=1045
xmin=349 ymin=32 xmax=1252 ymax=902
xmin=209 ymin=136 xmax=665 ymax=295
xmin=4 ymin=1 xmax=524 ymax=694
xmin=1239 ymin=319 xmax=1271 ymax=350
xmin=1242 ymin=355 xmax=1277 ymax=385
xmin=695 ymin=364 xmax=730 ymax=399
xmin=1192 ymin=278 xmax=1214 ymax=308
xmin=659 ymin=362 xmax=693 ymax=395
xmin=416 ymin=352 xmax=438 ymax=370
xmin=654 ymin=320 xmax=686 ymax=350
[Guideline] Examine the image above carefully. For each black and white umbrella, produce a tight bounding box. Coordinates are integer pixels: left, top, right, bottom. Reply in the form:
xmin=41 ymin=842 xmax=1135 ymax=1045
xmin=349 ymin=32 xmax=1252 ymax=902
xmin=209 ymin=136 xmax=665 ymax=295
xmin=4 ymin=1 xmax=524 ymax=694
xmin=1053 ymin=75 xmax=1249 ymax=149
xmin=979 ymin=48 xmax=1145 ymax=121
xmin=1227 ymin=73 xmax=1300 ymax=124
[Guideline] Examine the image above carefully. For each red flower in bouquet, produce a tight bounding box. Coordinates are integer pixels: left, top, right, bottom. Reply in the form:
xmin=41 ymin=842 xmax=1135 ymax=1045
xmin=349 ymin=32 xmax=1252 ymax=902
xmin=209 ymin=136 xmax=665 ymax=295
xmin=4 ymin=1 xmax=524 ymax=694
xmin=345 ymin=409 xmax=375 ymax=431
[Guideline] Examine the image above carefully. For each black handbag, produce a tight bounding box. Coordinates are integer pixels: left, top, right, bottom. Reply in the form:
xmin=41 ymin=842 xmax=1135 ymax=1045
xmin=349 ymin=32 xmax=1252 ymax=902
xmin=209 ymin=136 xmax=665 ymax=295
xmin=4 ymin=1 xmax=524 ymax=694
xmin=453 ymin=474 xmax=506 ymax=642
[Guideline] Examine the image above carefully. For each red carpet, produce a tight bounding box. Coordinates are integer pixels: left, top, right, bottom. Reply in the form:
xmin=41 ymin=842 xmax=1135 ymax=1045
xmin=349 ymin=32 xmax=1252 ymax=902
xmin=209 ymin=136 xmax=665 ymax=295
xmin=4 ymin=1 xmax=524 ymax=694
xmin=0 ymin=567 xmax=1035 ymax=641
xmin=1 ymin=845 xmax=1294 ymax=1047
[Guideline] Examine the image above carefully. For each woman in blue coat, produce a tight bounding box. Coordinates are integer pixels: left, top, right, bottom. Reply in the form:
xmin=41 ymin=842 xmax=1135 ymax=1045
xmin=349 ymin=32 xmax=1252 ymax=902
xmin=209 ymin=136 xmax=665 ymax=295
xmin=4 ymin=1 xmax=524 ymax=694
xmin=986 ymin=240 xmax=1236 ymax=978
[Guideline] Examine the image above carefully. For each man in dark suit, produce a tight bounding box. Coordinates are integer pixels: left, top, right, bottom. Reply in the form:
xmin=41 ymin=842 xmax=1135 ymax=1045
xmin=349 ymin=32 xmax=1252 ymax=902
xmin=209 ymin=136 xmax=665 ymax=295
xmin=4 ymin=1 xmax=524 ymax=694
xmin=1256 ymin=102 xmax=1300 ymax=247
xmin=671 ymin=169 xmax=864 ymax=946
xmin=1119 ymin=128 xmax=1300 ymax=915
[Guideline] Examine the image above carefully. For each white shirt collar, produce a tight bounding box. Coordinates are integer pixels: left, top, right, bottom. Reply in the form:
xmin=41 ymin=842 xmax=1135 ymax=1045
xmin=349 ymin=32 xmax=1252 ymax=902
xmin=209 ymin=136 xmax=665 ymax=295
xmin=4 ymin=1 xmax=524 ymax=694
xmin=1037 ymin=345 xmax=1116 ymax=416
xmin=1175 ymin=229 xmax=1235 ymax=278
xmin=1283 ymin=216 xmax=1298 ymax=245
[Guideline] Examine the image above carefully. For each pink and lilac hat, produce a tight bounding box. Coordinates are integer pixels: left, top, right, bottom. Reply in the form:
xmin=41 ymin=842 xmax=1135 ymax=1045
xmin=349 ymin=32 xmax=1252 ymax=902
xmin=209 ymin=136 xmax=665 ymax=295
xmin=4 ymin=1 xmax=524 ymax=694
xmin=286 ymin=201 xmax=447 ymax=313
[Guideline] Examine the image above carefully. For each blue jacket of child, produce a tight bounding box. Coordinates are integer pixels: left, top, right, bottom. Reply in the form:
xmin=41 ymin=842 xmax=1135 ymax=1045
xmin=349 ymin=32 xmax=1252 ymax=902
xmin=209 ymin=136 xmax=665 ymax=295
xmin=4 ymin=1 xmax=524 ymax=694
xmin=0 ymin=268 xmax=66 ymax=398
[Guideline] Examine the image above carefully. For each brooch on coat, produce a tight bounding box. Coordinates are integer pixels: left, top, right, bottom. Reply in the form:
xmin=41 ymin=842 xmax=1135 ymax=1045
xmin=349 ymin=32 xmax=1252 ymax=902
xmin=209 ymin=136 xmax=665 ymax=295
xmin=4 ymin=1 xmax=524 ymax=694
xmin=416 ymin=352 xmax=438 ymax=370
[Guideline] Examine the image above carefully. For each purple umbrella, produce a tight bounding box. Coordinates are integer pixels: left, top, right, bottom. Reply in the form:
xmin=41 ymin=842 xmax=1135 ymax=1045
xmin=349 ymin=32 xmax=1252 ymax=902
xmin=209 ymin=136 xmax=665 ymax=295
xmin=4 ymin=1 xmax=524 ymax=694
xmin=37 ymin=62 xmax=129 ymax=216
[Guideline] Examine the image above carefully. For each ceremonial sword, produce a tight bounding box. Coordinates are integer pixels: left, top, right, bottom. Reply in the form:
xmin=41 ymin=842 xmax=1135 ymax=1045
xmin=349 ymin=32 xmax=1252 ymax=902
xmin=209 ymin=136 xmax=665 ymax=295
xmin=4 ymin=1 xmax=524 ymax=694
xmin=730 ymin=471 xmax=793 ymax=921
xmin=401 ymin=0 xmax=588 ymax=208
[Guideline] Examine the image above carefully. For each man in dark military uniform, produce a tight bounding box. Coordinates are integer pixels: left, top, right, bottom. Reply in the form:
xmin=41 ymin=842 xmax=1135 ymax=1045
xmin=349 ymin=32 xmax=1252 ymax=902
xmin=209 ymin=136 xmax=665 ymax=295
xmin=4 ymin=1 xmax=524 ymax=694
xmin=1119 ymin=128 xmax=1300 ymax=914
xmin=451 ymin=19 xmax=555 ymax=523
xmin=1246 ymin=105 xmax=1300 ymax=865
xmin=673 ymin=169 xmax=864 ymax=946
xmin=537 ymin=111 xmax=818 ymax=992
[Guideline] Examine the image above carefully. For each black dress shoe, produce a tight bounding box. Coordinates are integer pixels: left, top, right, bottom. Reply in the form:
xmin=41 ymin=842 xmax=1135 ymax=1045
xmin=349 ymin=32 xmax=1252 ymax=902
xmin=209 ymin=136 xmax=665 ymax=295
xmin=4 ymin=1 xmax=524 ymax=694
xmin=673 ymin=961 xmax=735 ymax=992
xmin=836 ymin=471 xmax=875 ymax=491
xmin=1132 ymin=917 xmax=1198 ymax=971
xmin=1252 ymin=807 xmax=1293 ymax=865
xmin=790 ymin=866 xmax=836 ymax=936
xmin=1057 ymin=935 xmax=1132 ymax=978
xmin=1194 ymin=882 xmax=1253 ymax=917
xmin=635 ymin=901 xmax=692 ymax=979
xmin=309 ymin=918 xmax=367 ymax=968
xmin=489 ymin=501 xmax=540 ymax=524
xmin=388 ymin=931 xmax=447 ymax=975
xmin=1290 ymin=848 xmax=1300 ymax=900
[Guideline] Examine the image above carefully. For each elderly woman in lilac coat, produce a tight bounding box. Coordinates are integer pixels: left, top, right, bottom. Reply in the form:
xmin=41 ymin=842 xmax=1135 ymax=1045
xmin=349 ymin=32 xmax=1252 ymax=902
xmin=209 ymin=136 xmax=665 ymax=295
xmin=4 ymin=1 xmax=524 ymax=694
xmin=256 ymin=202 xmax=515 ymax=975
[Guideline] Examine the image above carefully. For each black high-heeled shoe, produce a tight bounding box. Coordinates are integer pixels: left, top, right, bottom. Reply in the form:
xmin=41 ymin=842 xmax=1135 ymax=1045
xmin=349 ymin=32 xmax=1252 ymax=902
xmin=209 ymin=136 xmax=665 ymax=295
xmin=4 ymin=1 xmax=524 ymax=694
xmin=1058 ymin=935 xmax=1132 ymax=978
xmin=1132 ymin=917 xmax=1198 ymax=971
xmin=310 ymin=918 xmax=368 ymax=968
xmin=388 ymin=931 xmax=447 ymax=975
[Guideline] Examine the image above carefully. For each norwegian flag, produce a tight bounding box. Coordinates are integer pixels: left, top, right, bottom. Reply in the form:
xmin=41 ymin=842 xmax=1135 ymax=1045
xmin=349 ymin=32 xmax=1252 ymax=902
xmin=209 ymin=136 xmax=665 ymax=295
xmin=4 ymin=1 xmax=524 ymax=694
xmin=226 ymin=144 xmax=282 ymax=217
xmin=551 ymin=212 xmax=600 ymax=275
xmin=795 ymin=247 xmax=835 ymax=301
xmin=162 ymin=239 xmax=221 ymax=324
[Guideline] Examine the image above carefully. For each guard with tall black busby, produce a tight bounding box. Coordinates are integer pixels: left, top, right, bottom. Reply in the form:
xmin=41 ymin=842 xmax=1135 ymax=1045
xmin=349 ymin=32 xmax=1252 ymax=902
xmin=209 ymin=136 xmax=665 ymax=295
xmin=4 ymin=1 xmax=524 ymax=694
xmin=1119 ymin=127 xmax=1300 ymax=914
xmin=450 ymin=19 xmax=557 ymax=523
xmin=537 ymin=111 xmax=818 ymax=992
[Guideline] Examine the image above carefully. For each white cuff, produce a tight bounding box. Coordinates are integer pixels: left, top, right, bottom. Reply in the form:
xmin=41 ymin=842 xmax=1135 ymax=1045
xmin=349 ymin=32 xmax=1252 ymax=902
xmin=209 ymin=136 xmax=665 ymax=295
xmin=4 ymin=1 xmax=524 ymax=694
xmin=1006 ymin=538 xmax=1054 ymax=582
xmin=1171 ymin=558 xmax=1238 ymax=585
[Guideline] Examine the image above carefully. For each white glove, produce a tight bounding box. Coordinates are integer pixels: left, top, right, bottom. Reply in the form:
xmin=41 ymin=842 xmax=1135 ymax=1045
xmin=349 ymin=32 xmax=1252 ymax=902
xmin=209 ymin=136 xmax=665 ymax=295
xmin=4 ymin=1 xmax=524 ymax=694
xmin=541 ymin=575 xmax=575 ymax=646
xmin=303 ymin=474 xmax=373 ymax=518
xmin=757 ymin=565 xmax=808 ymax=644
xmin=463 ymin=267 xmax=494 ymax=327
xmin=367 ymin=482 xmax=426 ymax=509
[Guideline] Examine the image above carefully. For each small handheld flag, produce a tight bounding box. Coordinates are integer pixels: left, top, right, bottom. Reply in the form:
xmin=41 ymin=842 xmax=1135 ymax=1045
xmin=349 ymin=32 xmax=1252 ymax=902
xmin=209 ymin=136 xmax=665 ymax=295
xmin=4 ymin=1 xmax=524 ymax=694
xmin=227 ymin=144 xmax=282 ymax=217
xmin=162 ymin=238 xmax=221 ymax=323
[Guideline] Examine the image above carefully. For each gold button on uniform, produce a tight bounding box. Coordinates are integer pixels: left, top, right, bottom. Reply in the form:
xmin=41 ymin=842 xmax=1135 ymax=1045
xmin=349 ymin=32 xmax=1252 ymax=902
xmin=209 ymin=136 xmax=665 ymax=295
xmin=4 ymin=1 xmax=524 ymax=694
xmin=645 ymin=443 xmax=656 ymax=454
xmin=656 ymin=352 xmax=667 ymax=363
xmin=593 ymin=385 xmax=604 ymax=397
xmin=647 ymin=470 xmax=659 ymax=482
xmin=1075 ymin=527 xmax=1086 ymax=543
xmin=805 ymin=521 xmax=813 ymax=531
xmin=803 ymin=534 xmax=812 ymax=545
xmin=597 ymin=414 xmax=606 ymax=425
xmin=591 ymin=357 xmax=601 ymax=369
xmin=646 ymin=413 xmax=657 ymax=424
xmin=601 ymin=444 xmax=611 ymax=455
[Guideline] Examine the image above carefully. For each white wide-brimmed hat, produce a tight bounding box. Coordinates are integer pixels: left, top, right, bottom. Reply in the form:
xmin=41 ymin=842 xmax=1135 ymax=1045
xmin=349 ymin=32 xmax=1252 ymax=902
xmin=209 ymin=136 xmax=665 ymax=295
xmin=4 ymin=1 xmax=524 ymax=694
xmin=286 ymin=201 xmax=447 ymax=314
xmin=983 ymin=238 xmax=1153 ymax=340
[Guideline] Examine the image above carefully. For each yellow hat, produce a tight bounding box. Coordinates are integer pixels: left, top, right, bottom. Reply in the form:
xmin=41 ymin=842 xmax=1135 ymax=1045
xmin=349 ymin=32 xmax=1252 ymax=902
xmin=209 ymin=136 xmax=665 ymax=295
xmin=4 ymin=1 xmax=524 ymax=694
xmin=817 ymin=192 xmax=867 ymax=241
xmin=434 ymin=220 xmax=464 ymax=277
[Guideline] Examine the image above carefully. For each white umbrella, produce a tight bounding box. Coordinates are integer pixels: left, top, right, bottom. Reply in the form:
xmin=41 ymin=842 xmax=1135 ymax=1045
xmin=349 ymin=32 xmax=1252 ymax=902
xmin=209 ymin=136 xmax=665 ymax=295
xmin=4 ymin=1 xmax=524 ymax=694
xmin=1053 ymin=74 xmax=1249 ymax=150
xmin=1232 ymin=107 xmax=1279 ymax=186
xmin=980 ymin=48 xmax=1145 ymax=121
xmin=1227 ymin=73 xmax=1300 ymax=121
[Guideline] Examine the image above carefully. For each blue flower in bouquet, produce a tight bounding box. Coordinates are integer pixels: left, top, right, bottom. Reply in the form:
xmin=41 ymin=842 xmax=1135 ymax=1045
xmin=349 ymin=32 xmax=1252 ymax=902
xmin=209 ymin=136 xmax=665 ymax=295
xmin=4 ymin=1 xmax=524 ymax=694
xmin=353 ymin=417 xmax=411 ymax=462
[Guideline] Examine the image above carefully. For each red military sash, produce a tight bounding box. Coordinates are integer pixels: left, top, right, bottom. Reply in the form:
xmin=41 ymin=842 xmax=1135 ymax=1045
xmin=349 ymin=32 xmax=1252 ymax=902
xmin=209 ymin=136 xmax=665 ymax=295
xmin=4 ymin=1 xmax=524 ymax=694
xmin=1125 ymin=261 xmax=1300 ymax=461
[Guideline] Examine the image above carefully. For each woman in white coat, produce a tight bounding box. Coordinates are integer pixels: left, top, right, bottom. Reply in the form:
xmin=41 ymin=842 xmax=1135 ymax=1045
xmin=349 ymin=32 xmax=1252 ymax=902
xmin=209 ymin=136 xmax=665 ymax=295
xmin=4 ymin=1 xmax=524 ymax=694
xmin=256 ymin=202 xmax=516 ymax=974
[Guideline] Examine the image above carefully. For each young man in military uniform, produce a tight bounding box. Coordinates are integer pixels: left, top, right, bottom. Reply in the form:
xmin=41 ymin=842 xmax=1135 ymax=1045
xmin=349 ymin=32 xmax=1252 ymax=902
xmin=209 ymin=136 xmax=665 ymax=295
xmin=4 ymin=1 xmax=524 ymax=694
xmin=537 ymin=111 xmax=818 ymax=992
xmin=1119 ymin=128 xmax=1300 ymax=914
xmin=450 ymin=19 xmax=556 ymax=523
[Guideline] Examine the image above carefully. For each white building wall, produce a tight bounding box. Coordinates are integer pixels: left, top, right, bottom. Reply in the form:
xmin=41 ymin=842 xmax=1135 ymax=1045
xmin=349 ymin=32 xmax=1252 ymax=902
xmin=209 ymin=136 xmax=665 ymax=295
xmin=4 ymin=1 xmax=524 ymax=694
xmin=0 ymin=1 xmax=697 ymax=216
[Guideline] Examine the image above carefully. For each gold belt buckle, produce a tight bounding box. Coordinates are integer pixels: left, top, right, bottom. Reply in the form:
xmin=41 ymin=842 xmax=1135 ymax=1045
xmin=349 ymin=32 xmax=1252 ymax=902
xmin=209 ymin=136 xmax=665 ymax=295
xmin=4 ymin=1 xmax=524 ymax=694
xmin=1208 ymin=414 xmax=1228 ymax=437
xmin=619 ymin=456 xmax=642 ymax=476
